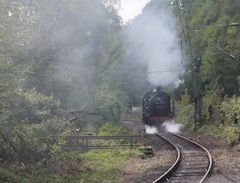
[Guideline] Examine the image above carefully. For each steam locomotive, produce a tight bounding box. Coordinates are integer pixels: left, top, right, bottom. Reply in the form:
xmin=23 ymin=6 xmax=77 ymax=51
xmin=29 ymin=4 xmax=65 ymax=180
xmin=142 ymin=86 xmax=173 ymax=128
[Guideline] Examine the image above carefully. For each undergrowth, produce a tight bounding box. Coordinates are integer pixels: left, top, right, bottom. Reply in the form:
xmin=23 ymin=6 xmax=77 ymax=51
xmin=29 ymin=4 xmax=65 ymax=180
xmin=0 ymin=149 xmax=141 ymax=183
xmin=0 ymin=123 xmax=143 ymax=183
xmin=176 ymin=89 xmax=240 ymax=145
xmin=198 ymin=124 xmax=239 ymax=144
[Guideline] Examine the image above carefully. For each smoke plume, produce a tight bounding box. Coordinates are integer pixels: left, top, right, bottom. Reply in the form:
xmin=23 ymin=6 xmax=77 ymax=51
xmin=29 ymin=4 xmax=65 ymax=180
xmin=125 ymin=0 xmax=184 ymax=87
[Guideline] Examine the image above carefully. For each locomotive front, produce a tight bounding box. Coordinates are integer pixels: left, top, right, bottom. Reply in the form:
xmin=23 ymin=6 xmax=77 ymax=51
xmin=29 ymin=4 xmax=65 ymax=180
xmin=142 ymin=86 xmax=173 ymax=128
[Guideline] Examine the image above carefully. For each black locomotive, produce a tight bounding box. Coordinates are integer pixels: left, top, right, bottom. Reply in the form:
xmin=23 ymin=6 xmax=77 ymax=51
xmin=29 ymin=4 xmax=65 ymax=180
xmin=142 ymin=86 xmax=173 ymax=127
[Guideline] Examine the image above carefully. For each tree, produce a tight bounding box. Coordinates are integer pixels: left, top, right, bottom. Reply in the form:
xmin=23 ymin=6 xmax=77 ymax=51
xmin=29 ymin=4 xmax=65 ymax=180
xmin=177 ymin=0 xmax=240 ymax=96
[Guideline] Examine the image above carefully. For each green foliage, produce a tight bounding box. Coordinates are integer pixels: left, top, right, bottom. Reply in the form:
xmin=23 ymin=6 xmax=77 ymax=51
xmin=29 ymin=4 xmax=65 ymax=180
xmin=0 ymin=85 xmax=65 ymax=162
xmin=0 ymin=168 xmax=18 ymax=183
xmin=97 ymin=122 xmax=123 ymax=136
xmin=7 ymin=149 xmax=141 ymax=183
xmin=199 ymin=124 xmax=239 ymax=144
xmin=181 ymin=88 xmax=190 ymax=106
xmin=95 ymin=83 xmax=128 ymax=122
xmin=176 ymin=89 xmax=195 ymax=130
xmin=220 ymin=95 xmax=240 ymax=125
xmin=78 ymin=149 xmax=139 ymax=183
xmin=14 ymin=88 xmax=60 ymax=123
xmin=178 ymin=0 xmax=240 ymax=96
xmin=175 ymin=103 xmax=195 ymax=130
xmin=202 ymin=88 xmax=221 ymax=122
xmin=177 ymin=90 xmax=240 ymax=144
xmin=0 ymin=0 xmax=143 ymax=182
xmin=174 ymin=0 xmax=240 ymax=144
xmin=0 ymin=0 xmax=124 ymax=162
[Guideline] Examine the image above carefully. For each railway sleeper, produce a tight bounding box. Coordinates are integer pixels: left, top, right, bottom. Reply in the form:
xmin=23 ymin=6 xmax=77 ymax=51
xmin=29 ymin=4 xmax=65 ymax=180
xmin=183 ymin=153 xmax=205 ymax=155
xmin=182 ymin=159 xmax=208 ymax=163
xmin=178 ymin=169 xmax=208 ymax=173
xmin=183 ymin=154 xmax=206 ymax=157
xmin=170 ymin=175 xmax=205 ymax=179
xmin=177 ymin=166 xmax=208 ymax=170
xmin=182 ymin=160 xmax=209 ymax=164
xmin=168 ymin=179 xmax=201 ymax=183
xmin=180 ymin=163 xmax=209 ymax=167
xmin=182 ymin=156 xmax=208 ymax=159
xmin=182 ymin=150 xmax=204 ymax=153
xmin=147 ymin=171 xmax=166 ymax=176
xmin=174 ymin=172 xmax=206 ymax=176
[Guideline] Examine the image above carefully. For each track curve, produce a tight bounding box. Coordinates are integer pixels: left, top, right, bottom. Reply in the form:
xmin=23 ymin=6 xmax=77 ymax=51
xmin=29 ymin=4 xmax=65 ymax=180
xmin=153 ymin=132 xmax=213 ymax=183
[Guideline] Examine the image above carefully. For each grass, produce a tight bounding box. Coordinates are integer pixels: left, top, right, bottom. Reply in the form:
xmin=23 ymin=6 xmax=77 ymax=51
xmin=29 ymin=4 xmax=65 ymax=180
xmin=76 ymin=149 xmax=142 ymax=183
xmin=0 ymin=122 xmax=144 ymax=183
xmin=0 ymin=148 xmax=143 ymax=183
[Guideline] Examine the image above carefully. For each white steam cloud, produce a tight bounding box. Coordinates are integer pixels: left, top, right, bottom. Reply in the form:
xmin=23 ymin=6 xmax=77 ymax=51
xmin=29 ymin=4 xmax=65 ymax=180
xmin=145 ymin=120 xmax=182 ymax=134
xmin=126 ymin=0 xmax=184 ymax=87
xmin=162 ymin=120 xmax=183 ymax=133
xmin=145 ymin=126 xmax=158 ymax=134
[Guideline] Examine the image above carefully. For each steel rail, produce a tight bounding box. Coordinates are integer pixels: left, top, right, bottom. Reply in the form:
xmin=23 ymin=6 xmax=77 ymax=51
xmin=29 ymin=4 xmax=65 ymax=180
xmin=152 ymin=134 xmax=181 ymax=183
xmin=152 ymin=132 xmax=213 ymax=183
xmin=172 ymin=133 xmax=213 ymax=183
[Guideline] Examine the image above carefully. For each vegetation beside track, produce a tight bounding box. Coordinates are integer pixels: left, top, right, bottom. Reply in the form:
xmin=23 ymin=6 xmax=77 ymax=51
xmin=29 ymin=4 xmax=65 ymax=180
xmin=173 ymin=0 xmax=240 ymax=145
xmin=0 ymin=123 xmax=143 ymax=183
xmin=176 ymin=89 xmax=240 ymax=145
xmin=0 ymin=150 xmax=142 ymax=183
xmin=1 ymin=0 xmax=240 ymax=182
xmin=0 ymin=1 xmax=145 ymax=182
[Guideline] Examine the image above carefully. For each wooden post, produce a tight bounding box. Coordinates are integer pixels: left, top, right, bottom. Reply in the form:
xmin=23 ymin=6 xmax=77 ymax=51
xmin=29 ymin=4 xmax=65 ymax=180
xmin=86 ymin=138 xmax=89 ymax=151
xmin=194 ymin=57 xmax=202 ymax=129
xmin=130 ymin=138 xmax=133 ymax=149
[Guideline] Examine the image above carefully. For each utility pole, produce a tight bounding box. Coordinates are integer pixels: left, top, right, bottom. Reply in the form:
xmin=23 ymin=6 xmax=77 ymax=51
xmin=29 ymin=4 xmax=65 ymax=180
xmin=194 ymin=56 xmax=202 ymax=129
xmin=175 ymin=0 xmax=239 ymax=129
xmin=191 ymin=29 xmax=238 ymax=130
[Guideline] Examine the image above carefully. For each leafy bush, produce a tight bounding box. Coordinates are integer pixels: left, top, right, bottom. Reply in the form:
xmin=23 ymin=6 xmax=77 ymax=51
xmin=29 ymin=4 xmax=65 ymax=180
xmin=7 ymin=147 xmax=142 ymax=183
xmin=0 ymin=168 xmax=18 ymax=183
xmin=220 ymin=95 xmax=240 ymax=125
xmin=199 ymin=124 xmax=239 ymax=144
xmin=202 ymin=89 xmax=222 ymax=123
xmin=14 ymin=88 xmax=61 ymax=123
xmin=0 ymin=87 xmax=65 ymax=162
xmin=95 ymin=83 xmax=128 ymax=122
xmin=175 ymin=103 xmax=195 ymax=130
xmin=176 ymin=90 xmax=240 ymax=144
xmin=97 ymin=123 xmax=123 ymax=136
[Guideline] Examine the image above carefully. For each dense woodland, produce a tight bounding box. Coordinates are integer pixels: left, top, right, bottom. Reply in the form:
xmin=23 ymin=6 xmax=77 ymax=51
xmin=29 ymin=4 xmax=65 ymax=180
xmin=0 ymin=0 xmax=239 ymax=182
xmin=175 ymin=0 xmax=240 ymax=144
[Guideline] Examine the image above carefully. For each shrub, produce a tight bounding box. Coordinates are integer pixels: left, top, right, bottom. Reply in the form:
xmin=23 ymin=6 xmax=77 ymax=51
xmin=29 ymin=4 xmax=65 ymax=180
xmin=175 ymin=103 xmax=195 ymax=130
xmin=220 ymin=95 xmax=240 ymax=125
xmin=0 ymin=168 xmax=18 ymax=183
xmin=176 ymin=90 xmax=240 ymax=144
xmin=199 ymin=124 xmax=239 ymax=144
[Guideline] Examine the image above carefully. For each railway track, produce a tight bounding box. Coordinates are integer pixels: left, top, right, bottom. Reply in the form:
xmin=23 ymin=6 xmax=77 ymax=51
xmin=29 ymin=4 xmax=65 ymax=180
xmin=152 ymin=132 xmax=213 ymax=183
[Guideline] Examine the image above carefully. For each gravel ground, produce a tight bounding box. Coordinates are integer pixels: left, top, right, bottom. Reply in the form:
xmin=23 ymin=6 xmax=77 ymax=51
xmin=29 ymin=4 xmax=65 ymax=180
xmin=121 ymin=121 xmax=240 ymax=182
xmin=121 ymin=150 xmax=175 ymax=183
xmin=121 ymin=121 xmax=177 ymax=183
xmin=179 ymin=131 xmax=240 ymax=183
xmin=121 ymin=134 xmax=176 ymax=183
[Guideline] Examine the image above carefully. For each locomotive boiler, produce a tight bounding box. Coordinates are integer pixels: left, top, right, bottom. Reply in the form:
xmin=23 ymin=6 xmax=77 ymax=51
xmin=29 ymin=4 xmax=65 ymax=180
xmin=142 ymin=86 xmax=173 ymax=127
